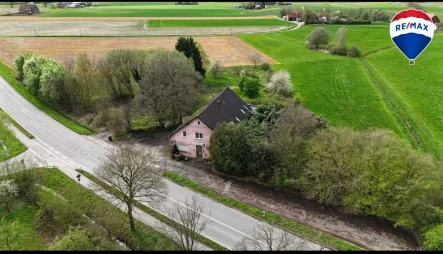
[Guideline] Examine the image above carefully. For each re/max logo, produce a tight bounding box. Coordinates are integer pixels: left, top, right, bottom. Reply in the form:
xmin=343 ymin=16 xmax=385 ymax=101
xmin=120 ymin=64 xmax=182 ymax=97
xmin=395 ymin=22 xmax=429 ymax=31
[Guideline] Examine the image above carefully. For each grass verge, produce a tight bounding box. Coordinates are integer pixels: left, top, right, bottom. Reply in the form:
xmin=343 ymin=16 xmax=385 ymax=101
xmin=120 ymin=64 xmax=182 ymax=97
xmin=76 ymin=169 xmax=228 ymax=251
xmin=41 ymin=168 xmax=178 ymax=250
xmin=161 ymin=171 xmax=363 ymax=251
xmin=0 ymin=200 xmax=47 ymax=250
xmin=0 ymin=108 xmax=34 ymax=139
xmin=0 ymin=119 xmax=27 ymax=162
xmin=0 ymin=61 xmax=93 ymax=135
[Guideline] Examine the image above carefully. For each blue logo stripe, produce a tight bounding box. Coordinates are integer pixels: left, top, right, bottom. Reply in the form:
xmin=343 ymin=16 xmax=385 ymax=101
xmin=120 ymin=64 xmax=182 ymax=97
xmin=392 ymin=33 xmax=431 ymax=60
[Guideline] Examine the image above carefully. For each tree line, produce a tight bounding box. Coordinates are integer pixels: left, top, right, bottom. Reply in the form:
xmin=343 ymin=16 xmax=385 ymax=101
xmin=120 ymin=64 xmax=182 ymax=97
xmin=209 ymin=102 xmax=443 ymax=249
xmin=14 ymin=37 xmax=206 ymax=139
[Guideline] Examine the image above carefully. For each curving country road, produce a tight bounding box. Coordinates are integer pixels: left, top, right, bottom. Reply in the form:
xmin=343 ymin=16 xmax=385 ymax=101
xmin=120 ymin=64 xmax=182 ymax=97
xmin=0 ymin=74 xmax=326 ymax=251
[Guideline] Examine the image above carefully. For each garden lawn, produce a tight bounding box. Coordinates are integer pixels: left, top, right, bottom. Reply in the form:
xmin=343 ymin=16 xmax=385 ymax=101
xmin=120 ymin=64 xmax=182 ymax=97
xmin=0 ymin=201 xmax=46 ymax=250
xmin=238 ymin=25 xmax=405 ymax=136
xmin=0 ymin=62 xmax=93 ymax=135
xmin=147 ymin=19 xmax=294 ymax=28
xmin=0 ymin=120 xmax=26 ymax=162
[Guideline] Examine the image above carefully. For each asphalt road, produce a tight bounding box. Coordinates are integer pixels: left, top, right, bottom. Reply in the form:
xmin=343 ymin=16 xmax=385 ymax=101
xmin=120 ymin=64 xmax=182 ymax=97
xmin=0 ymin=74 xmax=327 ymax=250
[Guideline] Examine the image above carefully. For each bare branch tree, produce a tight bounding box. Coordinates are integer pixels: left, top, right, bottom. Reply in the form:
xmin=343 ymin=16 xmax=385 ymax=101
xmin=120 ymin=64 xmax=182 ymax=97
xmin=234 ymin=223 xmax=308 ymax=250
xmin=248 ymin=52 xmax=264 ymax=68
xmin=159 ymin=195 xmax=210 ymax=250
xmin=94 ymin=146 xmax=167 ymax=232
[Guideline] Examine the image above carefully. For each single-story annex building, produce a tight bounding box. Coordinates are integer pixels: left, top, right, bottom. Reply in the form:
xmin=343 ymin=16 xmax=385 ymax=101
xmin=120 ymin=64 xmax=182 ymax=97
xmin=169 ymin=87 xmax=252 ymax=161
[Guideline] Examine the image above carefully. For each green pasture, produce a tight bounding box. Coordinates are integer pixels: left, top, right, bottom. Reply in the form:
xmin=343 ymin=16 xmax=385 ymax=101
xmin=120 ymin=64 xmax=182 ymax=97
xmin=41 ymin=2 xmax=279 ymax=17
xmin=35 ymin=2 xmax=443 ymax=18
xmin=238 ymin=24 xmax=443 ymax=157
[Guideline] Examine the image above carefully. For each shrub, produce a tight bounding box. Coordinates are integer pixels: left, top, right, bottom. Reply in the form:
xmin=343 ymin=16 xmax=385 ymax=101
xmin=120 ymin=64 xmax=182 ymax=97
xmin=14 ymin=53 xmax=36 ymax=81
xmin=266 ymin=70 xmax=293 ymax=96
xmin=424 ymin=223 xmax=443 ymax=250
xmin=326 ymin=43 xmax=336 ymax=53
xmin=11 ymin=168 xmax=42 ymax=206
xmin=0 ymin=180 xmax=18 ymax=213
xmin=300 ymin=127 xmax=440 ymax=230
xmin=260 ymin=63 xmax=272 ymax=72
xmin=347 ymin=46 xmax=362 ymax=58
xmin=306 ymin=27 xmax=329 ymax=50
xmin=242 ymin=78 xmax=260 ymax=99
xmin=232 ymin=66 xmax=242 ymax=77
xmin=334 ymin=46 xmax=348 ymax=56
xmin=48 ymin=226 xmax=96 ymax=250
xmin=36 ymin=192 xmax=88 ymax=238
xmin=106 ymin=107 xmax=130 ymax=139
xmin=209 ymin=123 xmax=253 ymax=177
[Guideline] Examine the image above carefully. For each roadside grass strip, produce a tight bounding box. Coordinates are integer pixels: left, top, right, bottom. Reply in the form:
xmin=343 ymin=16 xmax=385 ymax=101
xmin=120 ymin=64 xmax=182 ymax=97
xmin=161 ymin=171 xmax=363 ymax=251
xmin=77 ymin=169 xmax=228 ymax=251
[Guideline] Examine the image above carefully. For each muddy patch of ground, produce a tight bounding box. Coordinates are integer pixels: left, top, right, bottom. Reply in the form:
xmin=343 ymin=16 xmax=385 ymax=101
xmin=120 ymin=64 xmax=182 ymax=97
xmin=87 ymin=132 xmax=419 ymax=250
xmin=0 ymin=36 xmax=277 ymax=68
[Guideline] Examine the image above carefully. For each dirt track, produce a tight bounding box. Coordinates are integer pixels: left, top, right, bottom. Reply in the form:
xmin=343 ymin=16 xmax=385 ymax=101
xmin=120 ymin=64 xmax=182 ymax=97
xmin=0 ymin=15 xmax=276 ymax=21
xmin=0 ymin=36 xmax=278 ymax=68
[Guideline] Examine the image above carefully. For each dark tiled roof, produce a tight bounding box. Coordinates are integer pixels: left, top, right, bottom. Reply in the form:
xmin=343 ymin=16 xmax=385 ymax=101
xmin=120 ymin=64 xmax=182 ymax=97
xmin=170 ymin=87 xmax=252 ymax=136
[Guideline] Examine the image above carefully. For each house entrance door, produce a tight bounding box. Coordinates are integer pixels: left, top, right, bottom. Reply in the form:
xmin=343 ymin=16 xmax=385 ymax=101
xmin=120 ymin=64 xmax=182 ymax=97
xmin=196 ymin=145 xmax=202 ymax=158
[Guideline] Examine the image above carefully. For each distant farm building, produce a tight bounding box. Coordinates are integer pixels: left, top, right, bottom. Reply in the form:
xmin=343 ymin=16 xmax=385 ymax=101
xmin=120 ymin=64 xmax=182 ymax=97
xmin=428 ymin=14 xmax=440 ymax=24
xmin=285 ymin=11 xmax=303 ymax=22
xmin=18 ymin=4 xmax=40 ymax=15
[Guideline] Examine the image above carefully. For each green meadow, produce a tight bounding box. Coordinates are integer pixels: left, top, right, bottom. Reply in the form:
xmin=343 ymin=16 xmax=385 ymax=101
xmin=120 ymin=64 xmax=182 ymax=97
xmin=147 ymin=19 xmax=294 ymax=28
xmin=238 ymin=24 xmax=443 ymax=157
xmin=42 ymin=2 xmax=279 ymax=17
xmin=37 ymin=2 xmax=443 ymax=18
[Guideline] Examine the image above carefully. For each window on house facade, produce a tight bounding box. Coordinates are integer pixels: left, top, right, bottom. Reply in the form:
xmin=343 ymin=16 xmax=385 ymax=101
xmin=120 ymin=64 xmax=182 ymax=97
xmin=197 ymin=120 xmax=200 ymax=126
xmin=183 ymin=131 xmax=186 ymax=137
xmin=195 ymin=133 xmax=203 ymax=139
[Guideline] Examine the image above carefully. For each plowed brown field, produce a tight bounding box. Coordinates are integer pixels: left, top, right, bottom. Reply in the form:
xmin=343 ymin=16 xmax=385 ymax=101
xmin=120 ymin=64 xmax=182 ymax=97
xmin=0 ymin=36 xmax=277 ymax=67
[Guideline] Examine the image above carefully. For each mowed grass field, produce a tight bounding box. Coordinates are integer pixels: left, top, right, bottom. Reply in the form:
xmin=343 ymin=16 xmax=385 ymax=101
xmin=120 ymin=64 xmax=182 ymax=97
xmin=42 ymin=2 xmax=280 ymax=17
xmin=36 ymin=2 xmax=443 ymax=18
xmin=147 ymin=18 xmax=294 ymax=28
xmin=238 ymin=24 xmax=443 ymax=157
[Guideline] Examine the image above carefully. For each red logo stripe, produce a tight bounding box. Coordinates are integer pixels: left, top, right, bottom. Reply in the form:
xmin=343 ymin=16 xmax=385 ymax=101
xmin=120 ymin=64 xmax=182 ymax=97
xmin=391 ymin=9 xmax=432 ymax=22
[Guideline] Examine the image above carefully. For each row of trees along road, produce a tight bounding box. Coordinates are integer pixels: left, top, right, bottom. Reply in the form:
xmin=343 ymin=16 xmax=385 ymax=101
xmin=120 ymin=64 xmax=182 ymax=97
xmin=209 ymin=102 xmax=443 ymax=249
xmin=93 ymin=146 xmax=304 ymax=250
xmin=14 ymin=36 xmax=206 ymax=138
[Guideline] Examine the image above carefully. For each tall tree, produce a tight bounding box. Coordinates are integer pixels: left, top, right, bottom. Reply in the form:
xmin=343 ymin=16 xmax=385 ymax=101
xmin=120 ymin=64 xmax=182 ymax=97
xmin=175 ymin=36 xmax=206 ymax=77
xmin=138 ymin=50 xmax=202 ymax=126
xmin=94 ymin=146 xmax=167 ymax=232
